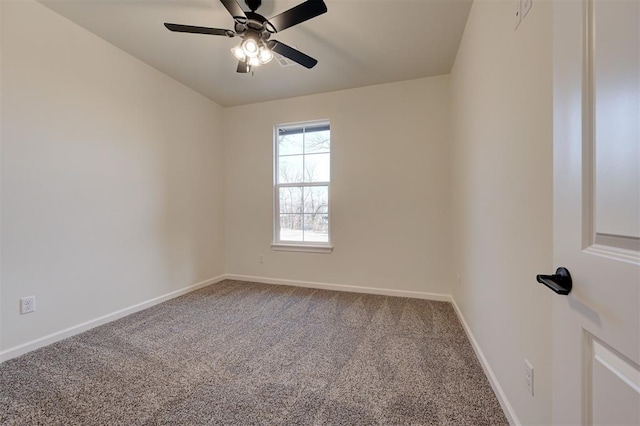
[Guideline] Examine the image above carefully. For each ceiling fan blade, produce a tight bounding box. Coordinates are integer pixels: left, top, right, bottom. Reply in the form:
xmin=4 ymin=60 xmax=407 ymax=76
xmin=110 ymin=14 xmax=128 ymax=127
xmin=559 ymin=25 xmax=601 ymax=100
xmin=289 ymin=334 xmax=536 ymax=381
xmin=164 ymin=23 xmax=230 ymax=36
xmin=237 ymin=61 xmax=250 ymax=73
xmin=270 ymin=40 xmax=318 ymax=69
xmin=268 ymin=0 xmax=327 ymax=33
xmin=220 ymin=0 xmax=248 ymax=22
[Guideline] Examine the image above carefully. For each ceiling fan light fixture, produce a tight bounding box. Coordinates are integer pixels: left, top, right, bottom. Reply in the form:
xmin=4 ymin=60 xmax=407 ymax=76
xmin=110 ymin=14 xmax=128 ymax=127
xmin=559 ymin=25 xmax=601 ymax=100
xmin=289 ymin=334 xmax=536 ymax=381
xmin=258 ymin=46 xmax=273 ymax=64
xmin=241 ymin=38 xmax=259 ymax=58
xmin=232 ymin=39 xmax=272 ymax=67
xmin=231 ymin=45 xmax=246 ymax=61
xmin=248 ymin=56 xmax=261 ymax=67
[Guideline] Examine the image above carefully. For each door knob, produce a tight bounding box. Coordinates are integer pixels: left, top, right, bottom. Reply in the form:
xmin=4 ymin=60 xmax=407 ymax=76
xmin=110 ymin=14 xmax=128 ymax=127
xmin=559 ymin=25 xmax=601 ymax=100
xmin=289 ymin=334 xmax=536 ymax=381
xmin=536 ymin=267 xmax=572 ymax=295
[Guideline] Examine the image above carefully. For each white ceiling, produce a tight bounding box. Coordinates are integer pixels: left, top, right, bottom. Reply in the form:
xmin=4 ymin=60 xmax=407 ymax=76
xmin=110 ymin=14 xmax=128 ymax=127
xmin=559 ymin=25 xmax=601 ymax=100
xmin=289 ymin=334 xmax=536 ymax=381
xmin=39 ymin=0 xmax=472 ymax=107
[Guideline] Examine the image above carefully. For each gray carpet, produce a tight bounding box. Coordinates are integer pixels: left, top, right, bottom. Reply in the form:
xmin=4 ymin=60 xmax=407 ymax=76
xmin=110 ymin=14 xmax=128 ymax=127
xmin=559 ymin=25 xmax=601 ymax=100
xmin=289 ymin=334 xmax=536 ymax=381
xmin=0 ymin=280 xmax=507 ymax=425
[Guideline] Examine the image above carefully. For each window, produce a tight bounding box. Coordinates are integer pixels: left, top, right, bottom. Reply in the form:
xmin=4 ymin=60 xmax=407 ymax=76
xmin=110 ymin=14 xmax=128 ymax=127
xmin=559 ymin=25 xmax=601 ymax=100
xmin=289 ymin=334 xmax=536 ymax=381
xmin=273 ymin=120 xmax=331 ymax=252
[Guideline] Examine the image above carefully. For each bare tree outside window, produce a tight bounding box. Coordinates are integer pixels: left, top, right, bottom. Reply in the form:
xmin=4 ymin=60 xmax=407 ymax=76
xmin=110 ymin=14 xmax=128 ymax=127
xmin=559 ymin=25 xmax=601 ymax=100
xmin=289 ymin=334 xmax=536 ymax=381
xmin=275 ymin=122 xmax=330 ymax=244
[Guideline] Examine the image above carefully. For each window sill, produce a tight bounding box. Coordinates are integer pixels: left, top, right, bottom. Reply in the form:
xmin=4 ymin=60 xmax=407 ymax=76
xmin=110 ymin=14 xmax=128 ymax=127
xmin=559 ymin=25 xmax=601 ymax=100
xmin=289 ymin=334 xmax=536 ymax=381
xmin=271 ymin=243 xmax=333 ymax=254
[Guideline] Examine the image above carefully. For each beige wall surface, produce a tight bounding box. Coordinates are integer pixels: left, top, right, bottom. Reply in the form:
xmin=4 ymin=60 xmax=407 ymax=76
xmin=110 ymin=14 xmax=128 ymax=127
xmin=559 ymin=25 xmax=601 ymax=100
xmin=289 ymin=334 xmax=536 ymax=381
xmin=0 ymin=1 xmax=225 ymax=351
xmin=450 ymin=0 xmax=554 ymax=424
xmin=223 ymin=76 xmax=452 ymax=295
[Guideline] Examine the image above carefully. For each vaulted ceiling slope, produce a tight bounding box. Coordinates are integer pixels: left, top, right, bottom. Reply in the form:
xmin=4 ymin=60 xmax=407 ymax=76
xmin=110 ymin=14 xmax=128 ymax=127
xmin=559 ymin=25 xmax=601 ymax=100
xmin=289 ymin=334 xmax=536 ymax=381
xmin=39 ymin=0 xmax=473 ymax=107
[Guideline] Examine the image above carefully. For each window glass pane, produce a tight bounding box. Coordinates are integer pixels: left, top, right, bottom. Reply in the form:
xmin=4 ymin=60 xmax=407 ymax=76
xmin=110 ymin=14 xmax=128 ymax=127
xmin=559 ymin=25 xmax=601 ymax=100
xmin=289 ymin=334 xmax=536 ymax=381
xmin=278 ymin=155 xmax=303 ymax=184
xmin=304 ymin=153 xmax=330 ymax=182
xmin=304 ymin=130 xmax=330 ymax=154
xmin=278 ymin=132 xmax=303 ymax=156
xmin=303 ymin=186 xmax=328 ymax=214
xmin=279 ymin=187 xmax=302 ymax=214
xmin=280 ymin=214 xmax=303 ymax=242
xmin=303 ymin=214 xmax=329 ymax=243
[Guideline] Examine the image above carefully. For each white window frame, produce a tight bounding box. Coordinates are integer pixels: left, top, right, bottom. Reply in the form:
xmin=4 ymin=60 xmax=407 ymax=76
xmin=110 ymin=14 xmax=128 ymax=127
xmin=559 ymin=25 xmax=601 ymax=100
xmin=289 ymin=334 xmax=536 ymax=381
xmin=272 ymin=119 xmax=333 ymax=254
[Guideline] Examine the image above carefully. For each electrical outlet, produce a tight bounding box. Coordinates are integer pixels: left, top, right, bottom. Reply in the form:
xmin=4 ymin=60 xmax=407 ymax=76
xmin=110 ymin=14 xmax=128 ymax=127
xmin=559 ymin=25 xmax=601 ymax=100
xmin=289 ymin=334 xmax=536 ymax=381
xmin=522 ymin=0 xmax=532 ymax=19
xmin=525 ymin=359 xmax=534 ymax=396
xmin=259 ymin=254 xmax=264 ymax=264
xmin=20 ymin=296 xmax=36 ymax=314
xmin=514 ymin=0 xmax=522 ymax=30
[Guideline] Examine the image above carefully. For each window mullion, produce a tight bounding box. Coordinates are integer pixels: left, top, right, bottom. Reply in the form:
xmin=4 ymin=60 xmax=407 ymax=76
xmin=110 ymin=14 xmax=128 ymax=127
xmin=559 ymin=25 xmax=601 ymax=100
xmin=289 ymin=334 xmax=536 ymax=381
xmin=278 ymin=182 xmax=328 ymax=188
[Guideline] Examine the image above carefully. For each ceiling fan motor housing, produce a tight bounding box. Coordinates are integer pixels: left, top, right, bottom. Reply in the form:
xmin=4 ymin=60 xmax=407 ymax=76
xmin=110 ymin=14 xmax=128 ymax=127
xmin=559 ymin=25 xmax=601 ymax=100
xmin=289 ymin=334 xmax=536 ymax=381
xmin=244 ymin=11 xmax=275 ymax=34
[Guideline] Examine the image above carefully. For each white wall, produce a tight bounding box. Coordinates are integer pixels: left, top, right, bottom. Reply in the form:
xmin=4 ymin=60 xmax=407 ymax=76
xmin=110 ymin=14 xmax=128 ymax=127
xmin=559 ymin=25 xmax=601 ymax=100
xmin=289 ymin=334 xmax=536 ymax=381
xmin=0 ymin=1 xmax=225 ymax=352
xmin=224 ymin=76 xmax=451 ymax=295
xmin=450 ymin=0 xmax=553 ymax=424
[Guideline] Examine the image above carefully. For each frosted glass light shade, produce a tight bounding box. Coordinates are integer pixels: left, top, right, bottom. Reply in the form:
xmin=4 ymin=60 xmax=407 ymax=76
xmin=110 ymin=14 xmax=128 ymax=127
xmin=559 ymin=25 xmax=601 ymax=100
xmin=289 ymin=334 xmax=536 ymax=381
xmin=231 ymin=45 xmax=246 ymax=61
xmin=259 ymin=46 xmax=273 ymax=64
xmin=241 ymin=39 xmax=259 ymax=58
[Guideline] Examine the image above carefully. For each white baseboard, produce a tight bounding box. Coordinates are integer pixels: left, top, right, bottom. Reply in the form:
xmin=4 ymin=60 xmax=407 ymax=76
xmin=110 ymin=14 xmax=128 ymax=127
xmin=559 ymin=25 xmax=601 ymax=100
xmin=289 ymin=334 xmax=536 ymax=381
xmin=225 ymin=274 xmax=452 ymax=302
xmin=450 ymin=298 xmax=520 ymax=426
xmin=0 ymin=274 xmax=226 ymax=363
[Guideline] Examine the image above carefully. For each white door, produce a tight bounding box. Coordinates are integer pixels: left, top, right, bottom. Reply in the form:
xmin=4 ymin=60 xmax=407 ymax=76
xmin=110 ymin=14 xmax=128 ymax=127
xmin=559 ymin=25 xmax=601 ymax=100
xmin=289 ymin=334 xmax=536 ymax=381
xmin=552 ymin=0 xmax=640 ymax=424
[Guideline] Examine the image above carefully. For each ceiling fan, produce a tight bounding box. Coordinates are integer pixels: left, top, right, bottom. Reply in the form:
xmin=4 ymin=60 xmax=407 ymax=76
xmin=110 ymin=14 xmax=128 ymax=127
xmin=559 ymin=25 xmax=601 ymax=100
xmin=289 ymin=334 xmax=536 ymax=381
xmin=164 ymin=0 xmax=327 ymax=73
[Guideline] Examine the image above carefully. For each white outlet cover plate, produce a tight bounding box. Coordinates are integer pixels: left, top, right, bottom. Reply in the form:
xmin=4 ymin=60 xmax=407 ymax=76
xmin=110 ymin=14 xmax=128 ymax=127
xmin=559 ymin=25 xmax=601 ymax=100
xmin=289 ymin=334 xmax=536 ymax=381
xmin=20 ymin=296 xmax=36 ymax=314
xmin=525 ymin=359 xmax=534 ymax=396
